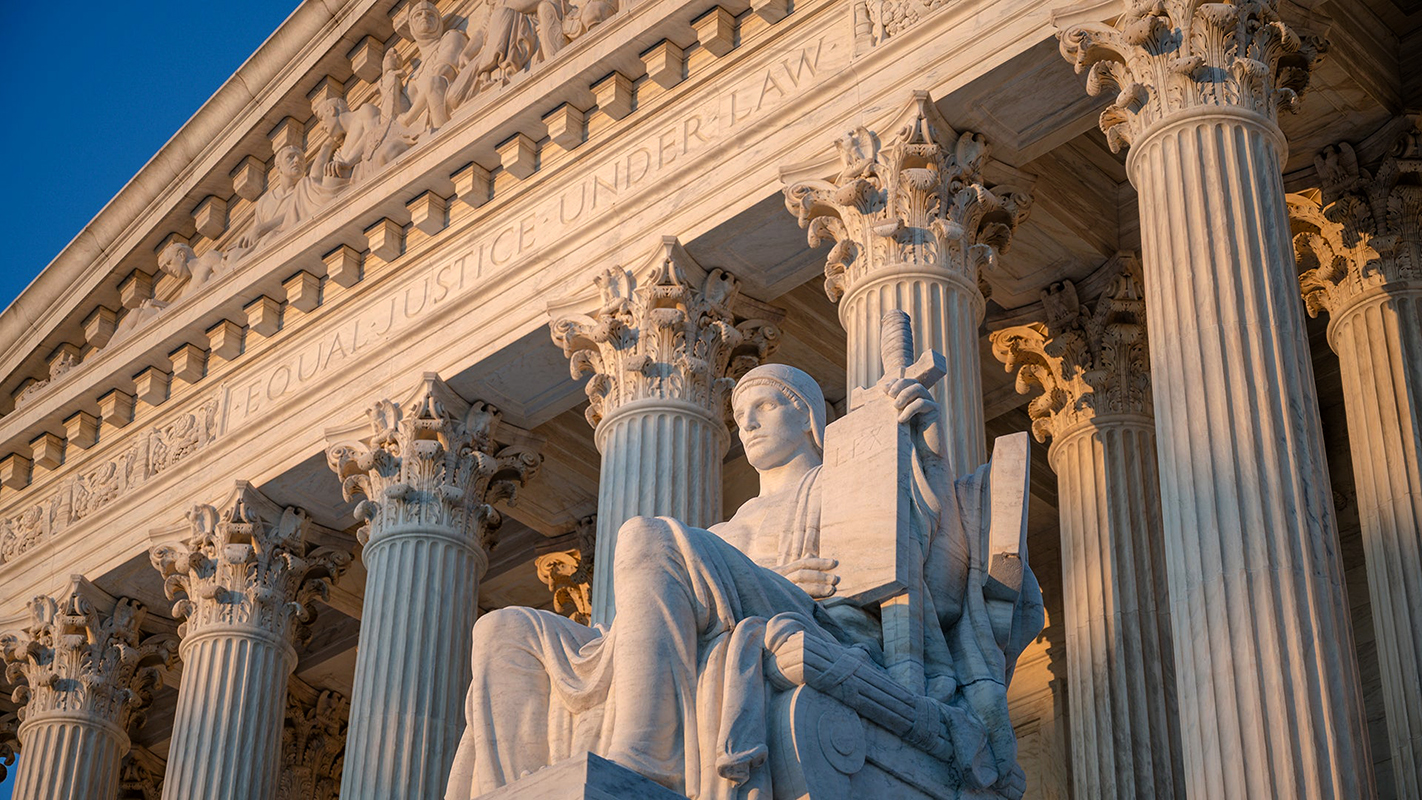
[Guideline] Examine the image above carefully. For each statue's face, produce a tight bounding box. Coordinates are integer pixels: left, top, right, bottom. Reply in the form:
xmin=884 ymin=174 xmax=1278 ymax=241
xmin=276 ymin=147 xmax=304 ymax=181
xmin=733 ymin=383 xmax=817 ymax=472
xmin=410 ymin=3 xmax=442 ymax=38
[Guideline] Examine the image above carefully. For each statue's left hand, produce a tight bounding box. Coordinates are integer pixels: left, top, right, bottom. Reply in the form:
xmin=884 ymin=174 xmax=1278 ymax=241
xmin=883 ymin=377 xmax=938 ymax=426
xmin=774 ymin=557 xmax=840 ymax=598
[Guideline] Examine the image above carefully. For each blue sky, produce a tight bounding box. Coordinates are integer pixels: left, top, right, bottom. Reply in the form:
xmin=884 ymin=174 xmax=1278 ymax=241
xmin=0 ymin=2 xmax=302 ymax=791
xmin=0 ymin=1 xmax=301 ymax=316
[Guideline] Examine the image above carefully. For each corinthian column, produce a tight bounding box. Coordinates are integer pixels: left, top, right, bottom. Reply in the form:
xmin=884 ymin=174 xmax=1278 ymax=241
xmin=1290 ymin=118 xmax=1422 ymax=796
xmin=783 ymin=91 xmax=1032 ymax=476
xmin=1057 ymin=5 xmax=1374 ymax=797
xmin=551 ymin=237 xmax=780 ymax=624
xmin=0 ymin=580 xmax=177 ymax=800
xmin=151 ymin=483 xmax=350 ymax=800
xmin=325 ymin=375 xmax=541 ymax=800
xmin=991 ymin=265 xmax=1183 ymax=799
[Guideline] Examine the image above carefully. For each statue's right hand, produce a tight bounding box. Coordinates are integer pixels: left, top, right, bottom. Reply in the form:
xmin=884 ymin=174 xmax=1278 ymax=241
xmin=774 ymin=557 xmax=840 ymax=599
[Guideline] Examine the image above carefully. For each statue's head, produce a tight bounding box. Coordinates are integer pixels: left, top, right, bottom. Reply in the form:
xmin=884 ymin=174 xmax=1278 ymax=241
xmin=312 ymin=97 xmax=350 ymax=134
xmin=408 ymin=0 xmax=444 ymax=40
xmin=731 ymin=364 xmax=826 ymax=472
xmin=157 ymin=241 xmax=196 ymax=277
xmin=275 ymin=145 xmax=305 ymax=183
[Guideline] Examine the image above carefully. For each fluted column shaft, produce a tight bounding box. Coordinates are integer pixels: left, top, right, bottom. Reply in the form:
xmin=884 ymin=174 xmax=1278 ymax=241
xmin=1328 ymin=286 xmax=1422 ymax=793
xmin=340 ymin=524 xmax=484 ymax=799
xmin=1050 ymin=416 xmax=1181 ymax=800
xmin=12 ymin=715 xmax=126 ymax=800
xmin=591 ymin=399 xmax=729 ymax=622
xmin=162 ymin=628 xmax=293 ymax=799
xmin=842 ymin=268 xmax=985 ymax=476
xmin=1131 ymin=107 xmax=1372 ymax=798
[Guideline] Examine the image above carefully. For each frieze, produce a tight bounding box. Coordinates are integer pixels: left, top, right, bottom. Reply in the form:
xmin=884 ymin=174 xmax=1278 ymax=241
xmin=0 ymin=399 xmax=221 ymax=563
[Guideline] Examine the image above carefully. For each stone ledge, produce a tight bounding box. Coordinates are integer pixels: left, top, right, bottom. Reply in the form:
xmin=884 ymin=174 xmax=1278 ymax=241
xmin=478 ymin=752 xmax=687 ymax=799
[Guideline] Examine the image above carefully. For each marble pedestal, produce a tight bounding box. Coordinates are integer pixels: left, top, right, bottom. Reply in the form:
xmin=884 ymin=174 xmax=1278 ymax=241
xmin=476 ymin=753 xmax=686 ymax=800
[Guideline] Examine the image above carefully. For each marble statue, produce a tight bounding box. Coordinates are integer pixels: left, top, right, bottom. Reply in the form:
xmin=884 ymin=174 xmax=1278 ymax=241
xmin=237 ymin=145 xmax=342 ymax=250
xmin=158 ymin=241 xmax=237 ymax=297
xmin=398 ymin=0 xmax=468 ymax=133
xmin=447 ymin=316 xmax=1044 ymax=799
xmin=449 ymin=0 xmax=617 ymax=105
xmin=311 ymin=96 xmax=414 ymax=182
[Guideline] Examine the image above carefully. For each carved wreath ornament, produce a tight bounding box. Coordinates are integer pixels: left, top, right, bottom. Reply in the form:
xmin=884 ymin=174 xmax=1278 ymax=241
xmin=327 ymin=379 xmax=541 ymax=552
xmin=1058 ymin=0 xmax=1326 ymax=152
xmin=784 ymin=94 xmax=1031 ymax=303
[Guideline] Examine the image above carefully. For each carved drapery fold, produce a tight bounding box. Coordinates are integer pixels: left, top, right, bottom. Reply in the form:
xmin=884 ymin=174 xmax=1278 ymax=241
xmin=280 ymin=686 xmax=348 ymax=800
xmin=989 ymin=261 xmax=1151 ymax=443
xmin=1057 ymin=0 xmax=1327 ymax=152
xmin=0 ymin=582 xmax=177 ymax=800
xmin=551 ymin=237 xmax=781 ymax=429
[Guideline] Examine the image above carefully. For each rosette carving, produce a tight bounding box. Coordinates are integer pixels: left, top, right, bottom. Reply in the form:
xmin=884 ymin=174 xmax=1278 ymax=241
xmin=783 ymin=91 xmax=1032 ymax=303
xmin=990 ymin=259 xmax=1151 ymax=442
xmin=1057 ymin=0 xmax=1327 ymax=152
xmin=0 ymin=582 xmax=177 ymax=737
xmin=150 ymin=484 xmax=351 ymax=645
xmin=1292 ymin=117 xmax=1422 ymax=317
xmin=280 ymin=687 xmax=348 ymax=800
xmin=550 ymin=238 xmax=781 ymax=428
xmin=325 ymin=374 xmax=542 ymax=551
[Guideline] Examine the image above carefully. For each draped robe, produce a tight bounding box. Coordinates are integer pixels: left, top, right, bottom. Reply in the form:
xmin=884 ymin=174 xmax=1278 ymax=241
xmin=445 ymin=456 xmax=1043 ymax=800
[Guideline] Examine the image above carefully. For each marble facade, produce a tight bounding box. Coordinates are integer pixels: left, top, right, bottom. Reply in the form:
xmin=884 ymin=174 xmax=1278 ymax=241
xmin=0 ymin=0 xmax=1417 ymax=797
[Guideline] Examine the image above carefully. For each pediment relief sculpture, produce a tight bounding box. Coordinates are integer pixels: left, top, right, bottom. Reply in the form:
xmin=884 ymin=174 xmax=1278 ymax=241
xmin=448 ymin=312 xmax=1044 ymax=799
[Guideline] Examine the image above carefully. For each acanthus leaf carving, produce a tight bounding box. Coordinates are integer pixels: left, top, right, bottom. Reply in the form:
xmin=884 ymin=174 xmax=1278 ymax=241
xmin=149 ymin=483 xmax=351 ymax=646
xmin=1291 ymin=116 xmax=1422 ymax=318
xmin=280 ymin=686 xmax=349 ymax=800
xmin=783 ymin=92 xmax=1031 ymax=305
xmin=1057 ymin=0 xmax=1327 ymax=153
xmin=119 ymin=746 xmax=166 ymax=800
xmin=0 ymin=711 xmax=16 ymax=781
xmin=534 ymin=515 xmax=596 ymax=624
xmin=324 ymin=375 xmax=542 ymax=554
xmin=989 ymin=257 xmax=1152 ymax=442
xmin=550 ymin=239 xmax=782 ymax=428
xmin=0 ymin=582 xmax=178 ymax=737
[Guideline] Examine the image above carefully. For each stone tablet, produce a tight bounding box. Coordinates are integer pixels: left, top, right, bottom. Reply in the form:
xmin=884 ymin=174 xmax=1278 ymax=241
xmin=817 ymin=390 xmax=915 ymax=605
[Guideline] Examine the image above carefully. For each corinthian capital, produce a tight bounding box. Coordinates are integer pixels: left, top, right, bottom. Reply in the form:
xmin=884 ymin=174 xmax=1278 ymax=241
xmin=1056 ymin=0 xmax=1327 ymax=152
xmin=325 ymin=374 xmax=543 ymax=551
xmin=534 ymin=516 xmax=596 ymax=625
xmin=120 ymin=746 xmax=165 ymax=800
xmin=280 ymin=684 xmax=348 ymax=800
xmin=989 ymin=259 xmax=1151 ymax=442
xmin=0 ymin=579 xmax=177 ymax=735
xmin=1291 ymin=117 xmax=1422 ymax=317
xmin=782 ymin=91 xmax=1032 ymax=303
xmin=150 ymin=483 xmax=351 ymax=645
xmin=550 ymin=237 xmax=782 ymax=428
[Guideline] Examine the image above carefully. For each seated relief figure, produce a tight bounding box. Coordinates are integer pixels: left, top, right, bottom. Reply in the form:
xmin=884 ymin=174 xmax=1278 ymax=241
xmin=311 ymin=94 xmax=415 ymax=182
xmin=449 ymin=0 xmax=617 ymax=105
xmin=236 ymin=144 xmax=343 ymax=250
xmin=447 ymin=322 xmax=1044 ymax=800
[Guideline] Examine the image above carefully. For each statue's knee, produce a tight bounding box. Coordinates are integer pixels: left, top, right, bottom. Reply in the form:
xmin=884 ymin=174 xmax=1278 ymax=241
xmin=472 ymin=607 xmax=531 ymax=655
xmin=613 ymin=516 xmax=675 ymax=577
